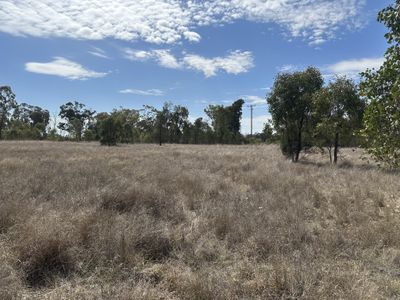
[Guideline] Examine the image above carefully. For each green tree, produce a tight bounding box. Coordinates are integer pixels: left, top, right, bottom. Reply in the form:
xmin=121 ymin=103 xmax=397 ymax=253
xmin=58 ymin=101 xmax=95 ymax=141
xmin=191 ymin=117 xmax=213 ymax=144
xmin=205 ymin=99 xmax=244 ymax=144
xmin=110 ymin=108 xmax=140 ymax=143
xmin=0 ymin=86 xmax=17 ymax=140
xmin=169 ymin=105 xmax=189 ymax=143
xmin=99 ymin=114 xmax=118 ymax=146
xmin=262 ymin=121 xmax=274 ymax=143
xmin=12 ymin=103 xmax=50 ymax=138
xmin=267 ymin=67 xmax=323 ymax=162
xmin=313 ymin=77 xmax=365 ymax=164
xmin=360 ymin=0 xmax=400 ymax=168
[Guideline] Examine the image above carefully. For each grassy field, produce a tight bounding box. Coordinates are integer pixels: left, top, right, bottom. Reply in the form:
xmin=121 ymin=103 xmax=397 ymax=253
xmin=0 ymin=141 xmax=400 ymax=299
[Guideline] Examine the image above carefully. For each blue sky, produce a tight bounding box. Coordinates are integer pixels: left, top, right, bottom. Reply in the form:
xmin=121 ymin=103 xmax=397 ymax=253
xmin=0 ymin=0 xmax=391 ymax=133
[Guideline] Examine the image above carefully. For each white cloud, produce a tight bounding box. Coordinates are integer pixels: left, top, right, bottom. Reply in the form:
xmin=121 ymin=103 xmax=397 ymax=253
xmin=242 ymin=95 xmax=266 ymax=105
xmin=25 ymin=57 xmax=108 ymax=80
xmin=119 ymin=88 xmax=164 ymax=96
xmin=183 ymin=51 xmax=254 ymax=77
xmin=325 ymin=57 xmax=384 ymax=78
xmin=124 ymin=49 xmax=181 ymax=69
xmin=278 ymin=64 xmax=300 ymax=73
xmin=0 ymin=0 xmax=366 ymax=45
xmin=153 ymin=50 xmax=182 ymax=69
xmin=88 ymin=47 xmax=109 ymax=59
xmin=124 ymin=49 xmax=154 ymax=61
xmin=125 ymin=49 xmax=254 ymax=77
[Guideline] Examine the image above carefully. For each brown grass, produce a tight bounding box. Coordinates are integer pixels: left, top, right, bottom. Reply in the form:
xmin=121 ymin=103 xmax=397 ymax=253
xmin=0 ymin=141 xmax=400 ymax=299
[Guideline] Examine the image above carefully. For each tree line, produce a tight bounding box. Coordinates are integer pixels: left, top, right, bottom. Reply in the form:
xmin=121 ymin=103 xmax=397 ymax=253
xmin=0 ymin=90 xmax=250 ymax=145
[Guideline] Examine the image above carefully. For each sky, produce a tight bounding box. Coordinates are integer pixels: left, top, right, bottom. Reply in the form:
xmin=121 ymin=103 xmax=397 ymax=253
xmin=0 ymin=0 xmax=392 ymax=134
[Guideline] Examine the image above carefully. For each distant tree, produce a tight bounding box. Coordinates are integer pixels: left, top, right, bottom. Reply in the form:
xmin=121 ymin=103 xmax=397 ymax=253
xmin=312 ymin=77 xmax=365 ymax=164
xmin=191 ymin=117 xmax=213 ymax=144
xmin=169 ymin=105 xmax=189 ymax=143
xmin=267 ymin=67 xmax=323 ymax=162
xmin=156 ymin=103 xmax=172 ymax=146
xmin=12 ymin=103 xmax=50 ymax=138
xmin=0 ymin=86 xmax=17 ymax=140
xmin=110 ymin=108 xmax=140 ymax=143
xmin=58 ymin=101 xmax=95 ymax=141
xmin=262 ymin=121 xmax=275 ymax=143
xmin=360 ymin=0 xmax=400 ymax=168
xmin=99 ymin=114 xmax=118 ymax=146
xmin=205 ymin=99 xmax=244 ymax=144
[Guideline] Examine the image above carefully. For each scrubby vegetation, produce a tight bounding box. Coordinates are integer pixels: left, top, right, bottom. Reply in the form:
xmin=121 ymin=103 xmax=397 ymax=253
xmin=0 ymin=141 xmax=399 ymax=299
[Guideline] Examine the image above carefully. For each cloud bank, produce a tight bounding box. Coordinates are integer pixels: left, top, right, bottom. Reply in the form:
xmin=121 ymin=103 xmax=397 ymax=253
xmin=0 ymin=0 xmax=366 ymax=45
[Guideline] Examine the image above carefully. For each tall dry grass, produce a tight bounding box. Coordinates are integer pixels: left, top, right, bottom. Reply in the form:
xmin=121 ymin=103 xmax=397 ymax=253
xmin=0 ymin=141 xmax=399 ymax=299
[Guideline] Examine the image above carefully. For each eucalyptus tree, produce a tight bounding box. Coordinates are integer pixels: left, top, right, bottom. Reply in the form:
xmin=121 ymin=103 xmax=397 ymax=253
xmin=267 ymin=67 xmax=323 ymax=162
xmin=58 ymin=101 xmax=95 ymax=141
xmin=313 ymin=77 xmax=365 ymax=164
xmin=360 ymin=0 xmax=400 ymax=168
xmin=0 ymin=86 xmax=17 ymax=139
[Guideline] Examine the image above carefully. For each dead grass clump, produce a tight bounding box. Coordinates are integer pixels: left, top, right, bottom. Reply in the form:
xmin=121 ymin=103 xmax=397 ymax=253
xmin=213 ymin=213 xmax=232 ymax=240
xmin=100 ymin=185 xmax=185 ymax=223
xmin=134 ymin=230 xmax=173 ymax=262
xmin=100 ymin=187 xmax=143 ymax=213
xmin=0 ymin=203 xmax=17 ymax=234
xmin=16 ymin=237 xmax=75 ymax=287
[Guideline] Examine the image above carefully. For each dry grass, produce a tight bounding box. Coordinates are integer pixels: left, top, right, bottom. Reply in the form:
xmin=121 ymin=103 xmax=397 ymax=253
xmin=0 ymin=141 xmax=400 ymax=299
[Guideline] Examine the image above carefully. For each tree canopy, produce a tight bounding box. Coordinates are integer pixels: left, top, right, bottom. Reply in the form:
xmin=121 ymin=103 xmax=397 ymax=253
xmin=267 ymin=67 xmax=323 ymax=161
xmin=360 ymin=0 xmax=400 ymax=168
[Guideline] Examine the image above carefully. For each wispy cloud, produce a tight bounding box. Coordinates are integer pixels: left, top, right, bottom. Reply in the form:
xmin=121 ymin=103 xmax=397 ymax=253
xmin=242 ymin=95 xmax=266 ymax=105
xmin=125 ymin=49 xmax=181 ymax=69
xmin=88 ymin=47 xmax=109 ymax=59
xmin=25 ymin=57 xmax=108 ymax=80
xmin=119 ymin=88 xmax=164 ymax=96
xmin=125 ymin=49 xmax=254 ymax=77
xmin=0 ymin=0 xmax=366 ymax=45
xmin=278 ymin=64 xmax=300 ymax=73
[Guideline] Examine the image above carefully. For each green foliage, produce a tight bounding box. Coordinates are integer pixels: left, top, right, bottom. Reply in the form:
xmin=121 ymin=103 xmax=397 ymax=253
xmin=205 ymin=99 xmax=245 ymax=144
xmin=360 ymin=0 xmax=400 ymax=168
xmin=190 ymin=117 xmax=214 ymax=144
xmin=267 ymin=67 xmax=323 ymax=161
xmin=262 ymin=121 xmax=278 ymax=143
xmin=11 ymin=103 xmax=50 ymax=139
xmin=0 ymin=86 xmax=17 ymax=139
xmin=99 ymin=115 xmax=118 ymax=146
xmin=312 ymin=77 xmax=365 ymax=164
xmin=58 ymin=101 xmax=95 ymax=141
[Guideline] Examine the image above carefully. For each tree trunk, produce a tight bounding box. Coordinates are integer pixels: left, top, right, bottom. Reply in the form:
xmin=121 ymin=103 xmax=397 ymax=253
xmin=295 ymin=127 xmax=302 ymax=162
xmin=333 ymin=132 xmax=339 ymax=164
xmin=0 ymin=115 xmax=4 ymax=140
xmin=159 ymin=122 xmax=162 ymax=146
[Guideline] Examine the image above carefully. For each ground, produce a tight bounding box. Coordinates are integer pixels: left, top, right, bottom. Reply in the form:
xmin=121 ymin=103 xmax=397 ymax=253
xmin=0 ymin=141 xmax=400 ymax=299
